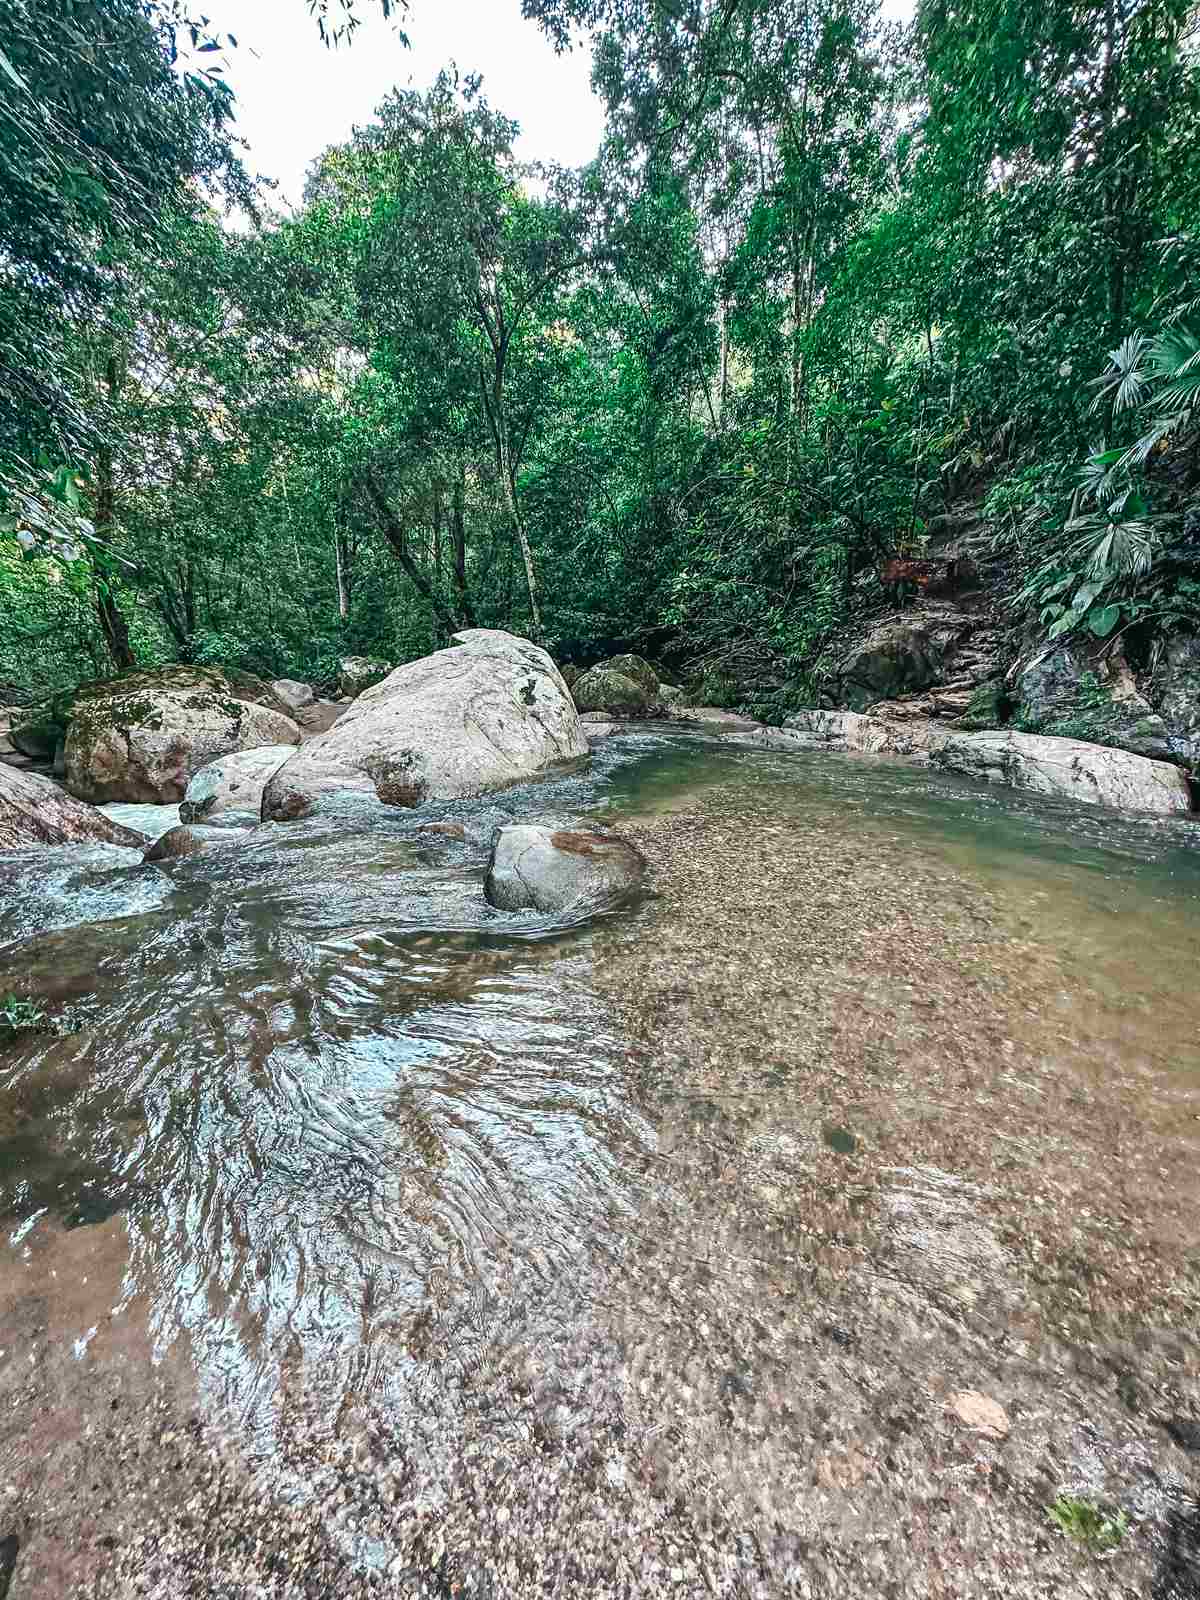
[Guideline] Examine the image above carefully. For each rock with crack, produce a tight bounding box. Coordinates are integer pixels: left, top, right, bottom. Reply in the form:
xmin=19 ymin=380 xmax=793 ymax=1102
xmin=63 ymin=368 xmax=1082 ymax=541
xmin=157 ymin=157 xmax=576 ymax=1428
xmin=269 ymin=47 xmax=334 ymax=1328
xmin=484 ymin=823 xmax=647 ymax=913
xmin=262 ymin=630 xmax=587 ymax=820
xmin=0 ymin=764 xmax=147 ymax=851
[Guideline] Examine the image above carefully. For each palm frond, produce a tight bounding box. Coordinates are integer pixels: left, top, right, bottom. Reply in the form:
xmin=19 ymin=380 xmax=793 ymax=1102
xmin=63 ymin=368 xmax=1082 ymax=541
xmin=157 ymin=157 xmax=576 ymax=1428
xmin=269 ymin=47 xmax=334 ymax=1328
xmin=1065 ymin=512 xmax=1158 ymax=579
xmin=1088 ymin=333 xmax=1149 ymax=414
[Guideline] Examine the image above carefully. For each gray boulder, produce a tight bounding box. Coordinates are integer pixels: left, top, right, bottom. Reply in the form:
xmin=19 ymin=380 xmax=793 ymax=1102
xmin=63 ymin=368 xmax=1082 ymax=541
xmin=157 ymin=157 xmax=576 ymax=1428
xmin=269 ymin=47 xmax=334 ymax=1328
xmin=63 ymin=670 xmax=301 ymax=805
xmin=572 ymin=666 xmax=654 ymax=717
xmin=180 ymin=744 xmax=298 ymax=824
xmin=484 ymin=824 xmax=647 ymax=913
xmin=932 ymin=728 xmax=1190 ymax=812
xmin=836 ymin=620 xmax=950 ymax=710
xmin=262 ymin=630 xmax=587 ymax=820
xmin=338 ymin=656 xmax=391 ymax=699
xmin=0 ymin=764 xmax=147 ymax=851
xmin=758 ymin=711 xmax=1191 ymax=813
xmin=271 ymin=678 xmax=315 ymax=715
xmin=834 ymin=609 xmax=999 ymax=712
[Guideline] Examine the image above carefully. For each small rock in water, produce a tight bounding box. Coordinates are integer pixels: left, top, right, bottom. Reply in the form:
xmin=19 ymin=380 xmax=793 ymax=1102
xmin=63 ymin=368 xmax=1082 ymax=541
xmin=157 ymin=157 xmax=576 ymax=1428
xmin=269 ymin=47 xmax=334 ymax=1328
xmin=144 ymin=824 xmax=250 ymax=862
xmin=485 ymin=823 xmax=646 ymax=913
xmin=420 ymin=821 xmax=467 ymax=840
xmin=950 ymin=1390 xmax=1010 ymax=1439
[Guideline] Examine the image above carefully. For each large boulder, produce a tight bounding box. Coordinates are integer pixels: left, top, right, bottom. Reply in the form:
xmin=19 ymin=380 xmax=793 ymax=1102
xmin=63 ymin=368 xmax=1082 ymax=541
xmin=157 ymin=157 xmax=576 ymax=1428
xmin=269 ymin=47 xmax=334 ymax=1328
xmin=833 ymin=609 xmax=1000 ymax=713
xmin=338 ymin=656 xmax=391 ymax=699
xmin=63 ymin=669 xmax=302 ymax=805
xmin=758 ymin=711 xmax=1192 ymax=813
xmin=484 ymin=824 xmax=647 ymax=913
xmin=933 ymin=729 xmax=1190 ymax=812
xmin=179 ymin=745 xmax=297 ymax=824
xmin=262 ymin=630 xmax=588 ymax=820
xmin=271 ymin=678 xmax=315 ymax=715
xmin=572 ymin=666 xmax=654 ymax=717
xmin=1016 ymin=644 xmax=1172 ymax=761
xmin=835 ymin=620 xmax=952 ymax=710
xmin=0 ymin=765 xmax=147 ymax=851
xmin=604 ymin=653 xmax=660 ymax=694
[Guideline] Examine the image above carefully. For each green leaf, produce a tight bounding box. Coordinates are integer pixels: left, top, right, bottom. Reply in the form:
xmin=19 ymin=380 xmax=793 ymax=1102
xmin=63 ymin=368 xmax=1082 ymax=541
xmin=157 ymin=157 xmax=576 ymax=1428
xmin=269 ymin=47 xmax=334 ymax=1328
xmin=0 ymin=45 xmax=28 ymax=91
xmin=1087 ymin=604 xmax=1121 ymax=638
xmin=1048 ymin=607 xmax=1084 ymax=639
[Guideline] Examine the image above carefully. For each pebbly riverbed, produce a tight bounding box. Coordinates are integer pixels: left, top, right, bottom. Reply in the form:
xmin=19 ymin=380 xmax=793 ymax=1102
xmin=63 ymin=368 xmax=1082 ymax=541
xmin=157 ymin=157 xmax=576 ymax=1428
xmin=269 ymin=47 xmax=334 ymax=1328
xmin=1 ymin=729 xmax=1198 ymax=1597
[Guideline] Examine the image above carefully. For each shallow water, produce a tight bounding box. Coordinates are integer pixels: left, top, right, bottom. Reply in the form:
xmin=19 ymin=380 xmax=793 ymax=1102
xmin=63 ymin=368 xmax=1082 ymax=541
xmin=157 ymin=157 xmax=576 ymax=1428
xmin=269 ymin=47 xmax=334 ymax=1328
xmin=2 ymin=730 xmax=1199 ymax=1591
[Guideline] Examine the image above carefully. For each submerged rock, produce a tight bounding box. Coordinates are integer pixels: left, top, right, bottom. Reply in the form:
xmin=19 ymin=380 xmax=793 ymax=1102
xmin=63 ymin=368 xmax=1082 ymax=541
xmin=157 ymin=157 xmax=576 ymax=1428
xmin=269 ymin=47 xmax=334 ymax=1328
xmin=484 ymin=824 xmax=647 ymax=913
xmin=0 ymin=765 xmax=147 ymax=850
xmin=262 ymin=630 xmax=587 ymax=820
xmin=180 ymin=745 xmax=297 ymax=824
xmin=763 ymin=710 xmax=1192 ymax=813
xmin=62 ymin=669 xmax=301 ymax=806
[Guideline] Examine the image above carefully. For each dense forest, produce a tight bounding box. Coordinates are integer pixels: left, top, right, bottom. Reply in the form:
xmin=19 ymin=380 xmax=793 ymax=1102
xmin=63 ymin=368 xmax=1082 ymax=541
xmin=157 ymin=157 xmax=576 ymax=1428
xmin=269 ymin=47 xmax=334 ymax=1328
xmin=3 ymin=0 xmax=1200 ymax=718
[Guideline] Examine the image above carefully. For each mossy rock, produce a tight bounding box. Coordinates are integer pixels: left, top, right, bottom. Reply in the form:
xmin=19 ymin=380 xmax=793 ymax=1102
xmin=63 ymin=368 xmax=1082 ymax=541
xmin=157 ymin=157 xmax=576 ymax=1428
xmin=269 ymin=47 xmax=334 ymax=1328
xmin=602 ymin=653 xmax=660 ymax=694
xmin=572 ymin=666 xmax=654 ymax=717
xmin=953 ymin=678 xmax=1009 ymax=731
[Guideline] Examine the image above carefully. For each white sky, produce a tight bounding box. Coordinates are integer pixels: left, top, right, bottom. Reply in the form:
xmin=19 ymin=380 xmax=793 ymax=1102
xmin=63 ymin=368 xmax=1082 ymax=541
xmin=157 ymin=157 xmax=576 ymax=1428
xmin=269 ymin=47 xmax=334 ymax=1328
xmin=197 ymin=0 xmax=606 ymax=211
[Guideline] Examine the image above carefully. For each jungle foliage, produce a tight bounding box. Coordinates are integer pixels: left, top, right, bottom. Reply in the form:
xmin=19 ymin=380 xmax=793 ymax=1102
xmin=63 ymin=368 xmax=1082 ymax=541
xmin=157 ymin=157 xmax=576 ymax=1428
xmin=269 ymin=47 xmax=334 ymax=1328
xmin=2 ymin=0 xmax=1199 ymax=707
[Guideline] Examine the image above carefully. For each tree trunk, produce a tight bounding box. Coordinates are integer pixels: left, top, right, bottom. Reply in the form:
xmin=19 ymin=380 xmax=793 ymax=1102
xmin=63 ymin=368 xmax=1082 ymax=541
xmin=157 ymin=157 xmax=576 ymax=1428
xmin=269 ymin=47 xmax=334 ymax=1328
xmin=94 ymin=355 xmax=135 ymax=671
xmin=451 ymin=466 xmax=476 ymax=628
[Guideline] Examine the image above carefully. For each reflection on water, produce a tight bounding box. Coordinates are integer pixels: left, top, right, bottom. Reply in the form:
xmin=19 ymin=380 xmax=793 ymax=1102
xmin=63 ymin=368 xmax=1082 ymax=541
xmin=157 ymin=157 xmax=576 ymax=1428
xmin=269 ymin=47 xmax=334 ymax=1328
xmin=2 ymin=728 xmax=1199 ymax=1437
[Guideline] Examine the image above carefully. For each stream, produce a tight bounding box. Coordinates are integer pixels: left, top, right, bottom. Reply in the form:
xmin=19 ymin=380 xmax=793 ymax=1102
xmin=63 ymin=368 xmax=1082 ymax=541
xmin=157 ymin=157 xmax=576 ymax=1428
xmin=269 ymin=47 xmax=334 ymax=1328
xmin=1 ymin=729 xmax=1199 ymax=1598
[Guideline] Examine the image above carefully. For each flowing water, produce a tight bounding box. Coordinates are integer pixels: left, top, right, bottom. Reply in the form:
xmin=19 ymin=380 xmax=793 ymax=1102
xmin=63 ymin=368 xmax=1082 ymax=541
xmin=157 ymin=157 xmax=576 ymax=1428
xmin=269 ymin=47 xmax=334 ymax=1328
xmin=2 ymin=730 xmax=1199 ymax=1597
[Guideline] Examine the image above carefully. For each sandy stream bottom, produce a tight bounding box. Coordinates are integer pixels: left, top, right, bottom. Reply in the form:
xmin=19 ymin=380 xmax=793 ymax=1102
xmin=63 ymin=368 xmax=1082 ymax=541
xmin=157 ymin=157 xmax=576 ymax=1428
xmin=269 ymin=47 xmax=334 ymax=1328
xmin=1 ymin=772 xmax=1199 ymax=1598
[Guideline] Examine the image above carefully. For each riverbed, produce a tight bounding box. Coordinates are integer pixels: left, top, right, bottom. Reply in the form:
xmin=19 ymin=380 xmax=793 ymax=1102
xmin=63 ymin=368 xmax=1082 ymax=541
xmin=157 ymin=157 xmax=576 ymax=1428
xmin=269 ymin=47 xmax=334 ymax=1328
xmin=1 ymin=730 xmax=1198 ymax=1597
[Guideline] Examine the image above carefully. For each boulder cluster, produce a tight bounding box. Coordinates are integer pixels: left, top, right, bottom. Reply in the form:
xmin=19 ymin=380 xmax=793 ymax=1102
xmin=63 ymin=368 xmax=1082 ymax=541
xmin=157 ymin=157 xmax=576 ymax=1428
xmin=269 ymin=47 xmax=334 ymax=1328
xmin=0 ymin=634 xmax=647 ymax=916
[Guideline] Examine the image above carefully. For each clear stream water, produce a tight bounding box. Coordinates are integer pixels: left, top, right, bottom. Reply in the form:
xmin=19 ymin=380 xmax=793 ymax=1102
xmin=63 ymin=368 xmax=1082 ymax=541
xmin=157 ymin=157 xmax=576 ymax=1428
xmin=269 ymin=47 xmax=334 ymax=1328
xmin=2 ymin=729 xmax=1199 ymax=1457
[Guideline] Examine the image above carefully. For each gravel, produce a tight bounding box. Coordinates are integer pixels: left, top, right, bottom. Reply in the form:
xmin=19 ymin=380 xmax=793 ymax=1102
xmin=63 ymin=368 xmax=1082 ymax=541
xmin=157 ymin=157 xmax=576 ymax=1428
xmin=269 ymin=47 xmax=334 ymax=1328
xmin=2 ymin=780 xmax=1198 ymax=1598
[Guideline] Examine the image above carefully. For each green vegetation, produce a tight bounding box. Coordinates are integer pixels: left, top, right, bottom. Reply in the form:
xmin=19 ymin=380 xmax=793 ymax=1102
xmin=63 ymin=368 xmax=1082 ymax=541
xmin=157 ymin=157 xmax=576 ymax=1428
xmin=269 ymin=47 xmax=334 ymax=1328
xmin=1046 ymin=1494 xmax=1129 ymax=1553
xmin=3 ymin=0 xmax=1200 ymax=711
xmin=0 ymin=994 xmax=49 ymax=1040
